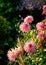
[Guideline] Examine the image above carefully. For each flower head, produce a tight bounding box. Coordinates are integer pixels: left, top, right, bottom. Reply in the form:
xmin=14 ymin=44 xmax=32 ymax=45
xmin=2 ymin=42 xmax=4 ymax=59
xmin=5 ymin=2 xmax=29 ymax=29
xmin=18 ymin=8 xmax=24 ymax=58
xmin=7 ymin=47 xmax=21 ymax=61
xmin=24 ymin=41 xmax=36 ymax=53
xmin=19 ymin=22 xmax=30 ymax=32
xmin=37 ymin=31 xmax=44 ymax=41
xmin=36 ymin=22 xmax=45 ymax=31
xmin=24 ymin=16 xmax=34 ymax=24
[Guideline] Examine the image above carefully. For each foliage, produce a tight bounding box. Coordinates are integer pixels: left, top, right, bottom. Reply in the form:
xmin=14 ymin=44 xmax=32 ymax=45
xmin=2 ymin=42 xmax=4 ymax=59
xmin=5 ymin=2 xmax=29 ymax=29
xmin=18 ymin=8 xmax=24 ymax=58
xmin=0 ymin=0 xmax=46 ymax=65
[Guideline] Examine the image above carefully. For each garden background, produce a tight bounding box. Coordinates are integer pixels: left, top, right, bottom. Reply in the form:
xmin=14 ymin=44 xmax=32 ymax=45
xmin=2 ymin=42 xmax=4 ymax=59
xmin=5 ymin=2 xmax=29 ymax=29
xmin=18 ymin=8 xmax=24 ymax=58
xmin=0 ymin=0 xmax=46 ymax=65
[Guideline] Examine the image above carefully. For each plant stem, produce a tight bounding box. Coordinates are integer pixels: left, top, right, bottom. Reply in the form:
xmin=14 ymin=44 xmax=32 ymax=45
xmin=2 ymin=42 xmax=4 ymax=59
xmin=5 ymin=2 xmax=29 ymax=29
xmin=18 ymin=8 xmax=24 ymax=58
xmin=17 ymin=38 xmax=25 ymax=65
xmin=19 ymin=55 xmax=25 ymax=65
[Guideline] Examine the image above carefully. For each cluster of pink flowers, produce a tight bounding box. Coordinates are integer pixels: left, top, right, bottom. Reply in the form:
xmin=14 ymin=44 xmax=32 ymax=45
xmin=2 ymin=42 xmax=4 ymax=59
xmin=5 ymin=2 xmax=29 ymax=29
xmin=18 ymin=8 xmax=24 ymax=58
xmin=19 ymin=15 xmax=34 ymax=32
xmin=7 ymin=41 xmax=37 ymax=61
xmin=7 ymin=5 xmax=46 ymax=62
xmin=7 ymin=15 xmax=34 ymax=61
xmin=36 ymin=19 xmax=46 ymax=42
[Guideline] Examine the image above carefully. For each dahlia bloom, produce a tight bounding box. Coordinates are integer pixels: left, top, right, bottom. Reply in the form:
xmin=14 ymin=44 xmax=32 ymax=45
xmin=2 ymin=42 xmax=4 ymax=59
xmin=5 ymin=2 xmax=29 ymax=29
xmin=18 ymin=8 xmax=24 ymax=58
xmin=36 ymin=22 xmax=45 ymax=31
xmin=7 ymin=47 xmax=21 ymax=61
xmin=37 ymin=32 xmax=44 ymax=41
xmin=24 ymin=41 xmax=36 ymax=53
xmin=24 ymin=16 xmax=34 ymax=24
xmin=19 ymin=22 xmax=30 ymax=32
xmin=42 ymin=5 xmax=46 ymax=15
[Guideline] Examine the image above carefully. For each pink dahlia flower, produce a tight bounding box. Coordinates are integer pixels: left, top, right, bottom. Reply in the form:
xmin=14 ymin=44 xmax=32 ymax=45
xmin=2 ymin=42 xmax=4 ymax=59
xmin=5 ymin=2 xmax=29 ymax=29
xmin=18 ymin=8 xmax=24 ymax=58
xmin=37 ymin=32 xmax=44 ymax=41
xmin=36 ymin=22 xmax=45 ymax=31
xmin=7 ymin=47 xmax=21 ymax=61
xmin=24 ymin=16 xmax=34 ymax=24
xmin=19 ymin=22 xmax=30 ymax=32
xmin=24 ymin=41 xmax=36 ymax=53
xmin=42 ymin=5 xmax=46 ymax=15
